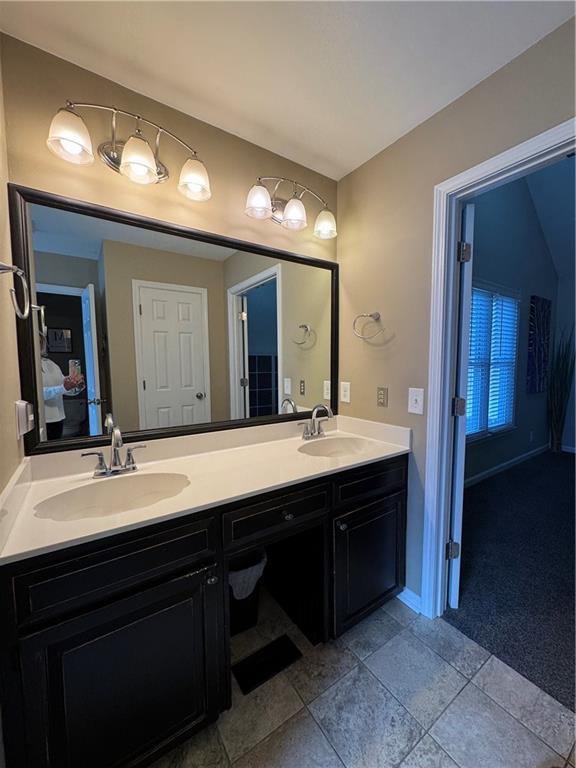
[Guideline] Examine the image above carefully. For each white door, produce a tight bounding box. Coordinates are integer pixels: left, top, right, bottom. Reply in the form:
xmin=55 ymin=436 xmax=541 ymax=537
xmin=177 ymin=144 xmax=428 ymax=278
xmin=134 ymin=281 xmax=211 ymax=429
xmin=81 ymin=284 xmax=102 ymax=436
xmin=447 ymin=203 xmax=475 ymax=609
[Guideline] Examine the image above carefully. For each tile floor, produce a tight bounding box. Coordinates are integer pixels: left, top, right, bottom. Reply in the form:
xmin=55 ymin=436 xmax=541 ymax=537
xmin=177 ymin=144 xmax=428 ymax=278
xmin=153 ymin=594 xmax=575 ymax=768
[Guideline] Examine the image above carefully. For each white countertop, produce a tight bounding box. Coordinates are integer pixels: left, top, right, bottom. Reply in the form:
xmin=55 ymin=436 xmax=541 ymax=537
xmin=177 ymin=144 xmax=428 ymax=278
xmin=0 ymin=417 xmax=410 ymax=565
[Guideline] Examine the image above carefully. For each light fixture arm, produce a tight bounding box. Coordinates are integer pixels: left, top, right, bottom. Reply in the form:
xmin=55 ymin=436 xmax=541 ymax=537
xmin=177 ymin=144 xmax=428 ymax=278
xmin=257 ymin=176 xmax=329 ymax=208
xmin=65 ymin=101 xmax=201 ymax=158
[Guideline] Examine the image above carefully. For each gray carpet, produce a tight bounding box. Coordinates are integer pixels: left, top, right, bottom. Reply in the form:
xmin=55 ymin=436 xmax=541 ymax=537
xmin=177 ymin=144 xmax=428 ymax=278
xmin=444 ymin=451 xmax=575 ymax=711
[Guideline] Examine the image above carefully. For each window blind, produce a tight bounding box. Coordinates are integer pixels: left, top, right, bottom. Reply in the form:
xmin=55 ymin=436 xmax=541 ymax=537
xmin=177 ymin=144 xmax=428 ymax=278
xmin=466 ymin=287 xmax=519 ymax=437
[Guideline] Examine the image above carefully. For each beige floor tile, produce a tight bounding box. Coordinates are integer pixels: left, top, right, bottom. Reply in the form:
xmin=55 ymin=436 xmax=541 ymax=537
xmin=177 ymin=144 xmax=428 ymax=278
xmin=410 ymin=616 xmax=489 ymax=677
xmin=151 ymin=724 xmax=230 ymax=768
xmin=473 ymin=655 xmax=575 ymax=758
xmin=286 ymin=639 xmax=358 ymax=703
xmin=431 ymin=683 xmax=561 ymax=768
xmin=234 ymin=709 xmax=344 ymax=768
xmin=382 ymin=598 xmax=418 ymax=627
xmin=340 ymin=608 xmax=403 ymax=659
xmin=399 ymin=735 xmax=458 ymax=768
xmin=365 ymin=630 xmax=466 ymax=729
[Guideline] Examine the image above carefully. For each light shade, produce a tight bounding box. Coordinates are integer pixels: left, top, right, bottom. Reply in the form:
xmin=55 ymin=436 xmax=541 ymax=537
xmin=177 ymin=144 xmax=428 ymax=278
xmin=314 ymin=208 xmax=337 ymax=239
xmin=46 ymin=108 xmax=94 ymax=165
xmin=245 ymin=184 xmax=273 ymax=219
xmin=178 ymin=157 xmax=211 ymax=201
xmin=281 ymin=197 xmax=307 ymax=230
xmin=119 ymin=133 xmax=158 ymax=185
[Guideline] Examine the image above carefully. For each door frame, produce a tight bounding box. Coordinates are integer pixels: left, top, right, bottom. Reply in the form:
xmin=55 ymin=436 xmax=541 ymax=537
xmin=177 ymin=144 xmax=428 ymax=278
xmin=421 ymin=118 xmax=575 ymax=619
xmin=132 ymin=279 xmax=211 ymax=429
xmin=227 ymin=264 xmax=283 ymax=420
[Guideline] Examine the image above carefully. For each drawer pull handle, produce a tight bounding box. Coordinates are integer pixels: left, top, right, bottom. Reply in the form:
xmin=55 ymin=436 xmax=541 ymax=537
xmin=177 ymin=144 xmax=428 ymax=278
xmin=206 ymin=575 xmax=219 ymax=585
xmin=282 ymin=511 xmax=295 ymax=521
xmin=336 ymin=521 xmax=348 ymax=532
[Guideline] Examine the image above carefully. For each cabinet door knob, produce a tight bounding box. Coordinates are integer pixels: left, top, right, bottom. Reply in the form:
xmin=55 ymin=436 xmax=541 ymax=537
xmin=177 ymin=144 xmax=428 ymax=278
xmin=206 ymin=575 xmax=219 ymax=585
xmin=336 ymin=521 xmax=348 ymax=532
xmin=282 ymin=511 xmax=294 ymax=521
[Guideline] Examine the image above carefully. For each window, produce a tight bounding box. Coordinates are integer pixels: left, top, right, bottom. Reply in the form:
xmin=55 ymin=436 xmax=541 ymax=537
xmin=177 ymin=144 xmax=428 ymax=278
xmin=466 ymin=286 xmax=520 ymax=438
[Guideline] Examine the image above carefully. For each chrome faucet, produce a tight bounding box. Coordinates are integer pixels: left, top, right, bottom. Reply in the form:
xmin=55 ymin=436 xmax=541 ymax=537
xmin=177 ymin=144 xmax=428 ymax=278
xmin=281 ymin=397 xmax=297 ymax=414
xmin=299 ymin=403 xmax=334 ymax=440
xmin=82 ymin=425 xmax=147 ymax=478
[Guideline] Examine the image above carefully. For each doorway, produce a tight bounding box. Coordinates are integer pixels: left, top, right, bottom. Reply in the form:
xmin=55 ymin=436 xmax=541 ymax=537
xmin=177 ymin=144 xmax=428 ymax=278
xmin=228 ymin=266 xmax=282 ymax=420
xmin=133 ymin=279 xmax=211 ymax=429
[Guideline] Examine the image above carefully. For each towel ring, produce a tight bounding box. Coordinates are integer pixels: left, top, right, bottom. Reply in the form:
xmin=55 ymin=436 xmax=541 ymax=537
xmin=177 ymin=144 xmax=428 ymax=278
xmin=0 ymin=261 xmax=30 ymax=320
xmin=292 ymin=323 xmax=312 ymax=345
xmin=353 ymin=312 xmax=385 ymax=340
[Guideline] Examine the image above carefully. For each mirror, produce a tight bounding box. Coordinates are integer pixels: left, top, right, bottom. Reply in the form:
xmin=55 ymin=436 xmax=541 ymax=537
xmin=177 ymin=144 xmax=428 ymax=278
xmin=11 ymin=188 xmax=337 ymax=451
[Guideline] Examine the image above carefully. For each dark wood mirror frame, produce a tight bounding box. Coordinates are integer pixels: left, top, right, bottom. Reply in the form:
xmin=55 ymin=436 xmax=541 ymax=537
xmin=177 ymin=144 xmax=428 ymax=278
xmin=8 ymin=184 xmax=339 ymax=456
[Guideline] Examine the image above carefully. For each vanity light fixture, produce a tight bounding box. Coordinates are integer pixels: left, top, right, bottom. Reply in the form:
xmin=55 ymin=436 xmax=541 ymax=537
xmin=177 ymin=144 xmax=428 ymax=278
xmin=244 ymin=177 xmax=337 ymax=239
xmin=47 ymin=101 xmax=211 ymax=200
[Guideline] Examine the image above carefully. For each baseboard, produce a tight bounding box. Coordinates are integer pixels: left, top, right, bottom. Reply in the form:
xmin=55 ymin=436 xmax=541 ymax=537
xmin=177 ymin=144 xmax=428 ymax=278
xmin=397 ymin=588 xmax=421 ymax=614
xmin=464 ymin=444 xmax=549 ymax=488
xmin=562 ymin=444 xmax=576 ymax=454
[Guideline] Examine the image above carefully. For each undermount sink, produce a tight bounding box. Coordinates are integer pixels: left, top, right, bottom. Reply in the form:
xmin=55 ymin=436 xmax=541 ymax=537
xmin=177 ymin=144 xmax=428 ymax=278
xmin=298 ymin=436 xmax=375 ymax=458
xmin=34 ymin=473 xmax=191 ymax=521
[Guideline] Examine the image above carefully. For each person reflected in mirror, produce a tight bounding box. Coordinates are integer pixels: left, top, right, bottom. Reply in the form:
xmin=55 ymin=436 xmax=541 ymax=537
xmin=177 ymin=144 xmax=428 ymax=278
xmin=40 ymin=333 xmax=85 ymax=440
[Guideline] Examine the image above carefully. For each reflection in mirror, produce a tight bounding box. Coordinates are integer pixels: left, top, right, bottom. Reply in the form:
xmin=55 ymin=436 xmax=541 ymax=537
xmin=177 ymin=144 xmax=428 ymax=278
xmin=28 ymin=204 xmax=333 ymax=443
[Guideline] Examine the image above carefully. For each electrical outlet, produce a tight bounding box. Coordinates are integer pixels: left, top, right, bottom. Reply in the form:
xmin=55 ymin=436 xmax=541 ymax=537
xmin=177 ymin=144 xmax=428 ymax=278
xmin=340 ymin=381 xmax=351 ymax=403
xmin=299 ymin=379 xmax=306 ymax=396
xmin=377 ymin=387 xmax=388 ymax=407
xmin=323 ymin=380 xmax=331 ymax=400
xmin=284 ymin=378 xmax=292 ymax=395
xmin=408 ymin=387 xmax=424 ymax=415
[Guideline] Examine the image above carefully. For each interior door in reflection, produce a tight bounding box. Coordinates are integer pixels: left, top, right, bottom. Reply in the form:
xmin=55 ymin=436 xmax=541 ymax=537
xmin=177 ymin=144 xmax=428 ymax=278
xmin=135 ymin=281 xmax=211 ymax=428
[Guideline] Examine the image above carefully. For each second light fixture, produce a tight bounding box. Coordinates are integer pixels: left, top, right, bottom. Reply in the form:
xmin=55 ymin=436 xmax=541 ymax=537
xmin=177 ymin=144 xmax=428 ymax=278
xmin=245 ymin=177 xmax=337 ymax=239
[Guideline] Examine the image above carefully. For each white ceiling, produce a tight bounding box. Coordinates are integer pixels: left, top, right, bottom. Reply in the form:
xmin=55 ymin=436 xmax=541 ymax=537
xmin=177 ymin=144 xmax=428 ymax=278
xmin=1 ymin=2 xmax=573 ymax=180
xmin=31 ymin=204 xmax=236 ymax=261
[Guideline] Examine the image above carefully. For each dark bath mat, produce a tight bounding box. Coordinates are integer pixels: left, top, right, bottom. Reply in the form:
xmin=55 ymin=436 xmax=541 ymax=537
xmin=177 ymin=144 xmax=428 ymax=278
xmin=232 ymin=634 xmax=302 ymax=695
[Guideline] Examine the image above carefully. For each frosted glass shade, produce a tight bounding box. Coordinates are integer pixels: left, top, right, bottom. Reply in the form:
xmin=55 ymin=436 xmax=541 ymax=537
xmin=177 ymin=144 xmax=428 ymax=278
xmin=281 ymin=197 xmax=307 ymax=230
xmin=314 ymin=208 xmax=337 ymax=239
xmin=46 ymin=108 xmax=94 ymax=165
xmin=178 ymin=157 xmax=211 ymax=201
xmin=245 ymin=184 xmax=273 ymax=219
xmin=119 ymin=133 xmax=158 ymax=185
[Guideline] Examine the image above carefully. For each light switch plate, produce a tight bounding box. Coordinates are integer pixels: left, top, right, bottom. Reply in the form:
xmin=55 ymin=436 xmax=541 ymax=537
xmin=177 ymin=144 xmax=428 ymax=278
xmin=340 ymin=381 xmax=351 ymax=403
xmin=284 ymin=378 xmax=292 ymax=395
xmin=323 ymin=380 xmax=331 ymax=400
xmin=408 ymin=387 xmax=424 ymax=415
xmin=377 ymin=387 xmax=388 ymax=407
xmin=299 ymin=379 xmax=306 ymax=396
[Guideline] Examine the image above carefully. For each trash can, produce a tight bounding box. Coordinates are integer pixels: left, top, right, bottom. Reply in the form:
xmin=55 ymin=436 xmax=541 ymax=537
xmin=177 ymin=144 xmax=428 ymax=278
xmin=229 ymin=549 xmax=267 ymax=636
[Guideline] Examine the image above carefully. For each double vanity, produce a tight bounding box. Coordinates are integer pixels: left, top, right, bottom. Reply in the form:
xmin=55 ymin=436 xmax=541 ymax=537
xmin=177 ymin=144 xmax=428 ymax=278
xmin=0 ymin=417 xmax=410 ymax=768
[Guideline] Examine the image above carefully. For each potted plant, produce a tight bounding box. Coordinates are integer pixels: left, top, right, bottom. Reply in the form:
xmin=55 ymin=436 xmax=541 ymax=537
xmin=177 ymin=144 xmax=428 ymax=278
xmin=547 ymin=328 xmax=575 ymax=453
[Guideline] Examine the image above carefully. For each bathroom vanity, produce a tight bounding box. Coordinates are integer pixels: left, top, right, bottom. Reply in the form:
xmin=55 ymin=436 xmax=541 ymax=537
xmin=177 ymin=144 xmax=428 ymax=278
xmin=0 ymin=429 xmax=408 ymax=768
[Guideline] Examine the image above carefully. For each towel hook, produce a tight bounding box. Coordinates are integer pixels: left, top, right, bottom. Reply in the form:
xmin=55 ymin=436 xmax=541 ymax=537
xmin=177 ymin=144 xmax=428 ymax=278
xmin=0 ymin=261 xmax=30 ymax=320
xmin=353 ymin=312 xmax=385 ymax=341
xmin=292 ymin=323 xmax=312 ymax=345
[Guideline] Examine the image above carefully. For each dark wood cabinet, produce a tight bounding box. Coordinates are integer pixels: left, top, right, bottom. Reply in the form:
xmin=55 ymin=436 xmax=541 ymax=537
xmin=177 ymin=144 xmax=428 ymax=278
xmin=333 ymin=490 xmax=406 ymax=635
xmin=0 ymin=453 xmax=408 ymax=768
xmin=18 ymin=566 xmax=222 ymax=768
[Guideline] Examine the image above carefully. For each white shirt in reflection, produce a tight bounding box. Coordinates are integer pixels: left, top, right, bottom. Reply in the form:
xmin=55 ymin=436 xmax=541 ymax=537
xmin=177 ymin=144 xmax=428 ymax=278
xmin=41 ymin=357 xmax=73 ymax=424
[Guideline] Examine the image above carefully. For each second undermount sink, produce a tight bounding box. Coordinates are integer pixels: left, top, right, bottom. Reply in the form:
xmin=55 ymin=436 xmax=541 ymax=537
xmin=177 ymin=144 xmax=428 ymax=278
xmin=34 ymin=472 xmax=191 ymax=521
xmin=298 ymin=436 xmax=376 ymax=458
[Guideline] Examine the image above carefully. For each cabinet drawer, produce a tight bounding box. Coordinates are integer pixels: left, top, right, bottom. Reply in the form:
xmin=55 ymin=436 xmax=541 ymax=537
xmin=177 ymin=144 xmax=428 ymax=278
xmin=334 ymin=455 xmax=407 ymax=508
xmin=13 ymin=515 xmax=218 ymax=627
xmin=223 ymin=484 xmax=329 ymax=549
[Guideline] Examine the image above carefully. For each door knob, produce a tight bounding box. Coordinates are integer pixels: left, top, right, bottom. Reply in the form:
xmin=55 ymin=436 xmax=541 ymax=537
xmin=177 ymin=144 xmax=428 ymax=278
xmin=336 ymin=521 xmax=348 ymax=532
xmin=196 ymin=392 xmax=206 ymax=400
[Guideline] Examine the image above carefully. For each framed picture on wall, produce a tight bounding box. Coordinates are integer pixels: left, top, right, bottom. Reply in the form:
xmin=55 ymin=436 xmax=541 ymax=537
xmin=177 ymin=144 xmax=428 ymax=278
xmin=46 ymin=328 xmax=73 ymax=353
xmin=526 ymin=295 xmax=551 ymax=394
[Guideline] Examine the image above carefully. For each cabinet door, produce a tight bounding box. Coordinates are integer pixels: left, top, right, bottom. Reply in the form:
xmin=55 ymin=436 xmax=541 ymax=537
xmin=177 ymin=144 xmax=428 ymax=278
xmin=19 ymin=567 xmax=222 ymax=768
xmin=333 ymin=492 xmax=406 ymax=635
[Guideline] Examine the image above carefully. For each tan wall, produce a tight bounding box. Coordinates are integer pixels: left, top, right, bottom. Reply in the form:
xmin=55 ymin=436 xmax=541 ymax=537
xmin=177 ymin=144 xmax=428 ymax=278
xmin=103 ymin=241 xmax=229 ymax=431
xmin=0 ymin=34 xmax=22 ymax=495
xmin=35 ymin=251 xmax=100 ymax=290
xmin=337 ymin=19 xmax=575 ymax=595
xmin=224 ymin=252 xmax=332 ymax=410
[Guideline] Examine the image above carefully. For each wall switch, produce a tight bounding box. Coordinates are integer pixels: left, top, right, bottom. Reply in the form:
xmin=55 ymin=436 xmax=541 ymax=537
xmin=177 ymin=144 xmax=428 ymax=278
xmin=377 ymin=387 xmax=388 ymax=407
xmin=299 ymin=379 xmax=306 ymax=396
xmin=340 ymin=381 xmax=351 ymax=403
xmin=284 ymin=378 xmax=292 ymax=395
xmin=323 ymin=380 xmax=331 ymax=400
xmin=408 ymin=388 xmax=424 ymax=415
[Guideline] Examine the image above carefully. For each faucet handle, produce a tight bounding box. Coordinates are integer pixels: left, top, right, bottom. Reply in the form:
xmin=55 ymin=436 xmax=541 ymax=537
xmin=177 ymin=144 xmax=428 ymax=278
xmin=297 ymin=421 xmax=313 ymax=439
xmin=81 ymin=451 xmax=107 ymax=472
xmin=125 ymin=444 xmax=147 ymax=469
